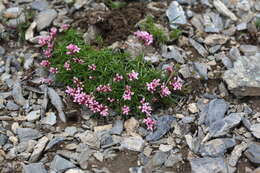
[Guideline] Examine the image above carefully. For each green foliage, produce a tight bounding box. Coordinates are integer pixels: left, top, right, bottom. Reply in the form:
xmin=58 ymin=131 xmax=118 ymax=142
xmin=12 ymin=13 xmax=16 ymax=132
xmin=255 ymin=18 xmax=260 ymax=30
xmin=139 ymin=16 xmax=168 ymax=45
xmin=17 ymin=9 xmax=35 ymax=42
xmin=50 ymin=29 xmax=182 ymax=117
xmin=105 ymin=0 xmax=127 ymax=9
xmin=94 ymin=34 xmax=104 ymax=47
xmin=170 ymin=29 xmax=182 ymax=40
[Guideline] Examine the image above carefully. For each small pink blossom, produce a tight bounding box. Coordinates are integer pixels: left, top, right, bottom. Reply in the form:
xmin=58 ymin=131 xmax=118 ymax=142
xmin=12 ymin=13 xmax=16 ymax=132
xmin=134 ymin=30 xmax=153 ymax=46
xmin=138 ymin=98 xmax=152 ymax=116
xmin=128 ymin=70 xmax=139 ymax=81
xmin=146 ymin=79 xmax=160 ymax=93
xmin=73 ymin=58 xmax=85 ymax=64
xmin=113 ymin=73 xmax=123 ymax=82
xmin=49 ymin=67 xmax=58 ymax=74
xmin=122 ymin=105 xmax=130 ymax=115
xmin=40 ymin=60 xmax=50 ymax=67
xmin=43 ymin=48 xmax=52 ymax=58
xmin=38 ymin=36 xmax=52 ymax=46
xmin=171 ymin=77 xmax=183 ymax=90
xmin=165 ymin=65 xmax=173 ymax=74
xmin=160 ymin=84 xmax=171 ymax=97
xmin=88 ymin=64 xmax=96 ymax=71
xmin=107 ymin=97 xmax=115 ymax=103
xmin=73 ymin=77 xmax=84 ymax=88
xmin=50 ymin=27 xmax=57 ymax=38
xmin=60 ymin=24 xmax=70 ymax=31
xmin=96 ymin=84 xmax=112 ymax=93
xmin=143 ymin=117 xmax=156 ymax=131
xmin=66 ymin=44 xmax=80 ymax=55
xmin=123 ymin=85 xmax=134 ymax=101
xmin=64 ymin=61 xmax=71 ymax=71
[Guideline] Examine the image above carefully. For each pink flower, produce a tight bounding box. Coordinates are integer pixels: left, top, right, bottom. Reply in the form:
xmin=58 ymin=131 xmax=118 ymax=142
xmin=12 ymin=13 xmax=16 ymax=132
xmin=160 ymin=84 xmax=171 ymax=97
xmin=107 ymin=97 xmax=115 ymax=103
xmin=134 ymin=30 xmax=153 ymax=46
xmin=96 ymin=84 xmax=112 ymax=93
xmin=143 ymin=117 xmax=156 ymax=131
xmin=73 ymin=58 xmax=85 ymax=64
xmin=113 ymin=73 xmax=123 ymax=82
xmin=40 ymin=60 xmax=50 ymax=67
xmin=43 ymin=48 xmax=52 ymax=58
xmin=50 ymin=27 xmax=57 ymax=38
xmin=73 ymin=77 xmax=84 ymax=88
xmin=166 ymin=65 xmax=173 ymax=74
xmin=88 ymin=64 xmax=96 ymax=71
xmin=146 ymin=79 xmax=160 ymax=93
xmin=40 ymin=78 xmax=53 ymax=84
xmin=64 ymin=61 xmax=71 ymax=71
xmin=38 ymin=36 xmax=52 ymax=46
xmin=61 ymin=24 xmax=70 ymax=31
xmin=171 ymin=77 xmax=183 ymax=90
xmin=138 ymin=98 xmax=152 ymax=116
xmin=122 ymin=105 xmax=130 ymax=115
xmin=49 ymin=67 xmax=58 ymax=74
xmin=123 ymin=85 xmax=134 ymax=101
xmin=66 ymin=44 xmax=80 ymax=55
xmin=128 ymin=70 xmax=139 ymax=81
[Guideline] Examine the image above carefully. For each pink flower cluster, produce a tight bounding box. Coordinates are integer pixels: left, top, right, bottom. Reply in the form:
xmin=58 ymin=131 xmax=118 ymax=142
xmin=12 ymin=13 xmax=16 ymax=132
xmin=143 ymin=117 xmax=156 ymax=131
xmin=160 ymin=84 xmax=171 ymax=97
xmin=66 ymin=44 xmax=80 ymax=55
xmin=88 ymin=64 xmax=96 ymax=71
xmin=128 ymin=70 xmax=139 ymax=81
xmin=146 ymin=79 xmax=160 ymax=93
xmin=113 ymin=73 xmax=123 ymax=82
xmin=64 ymin=61 xmax=71 ymax=71
xmin=66 ymin=86 xmax=109 ymax=116
xmin=123 ymin=85 xmax=134 ymax=101
xmin=138 ymin=98 xmax=152 ymax=116
xmin=171 ymin=77 xmax=183 ymax=90
xmin=49 ymin=67 xmax=58 ymax=74
xmin=40 ymin=60 xmax=51 ymax=67
xmin=96 ymin=84 xmax=112 ymax=93
xmin=134 ymin=30 xmax=153 ymax=46
xmin=73 ymin=58 xmax=85 ymax=64
xmin=122 ymin=105 xmax=130 ymax=115
xmin=38 ymin=27 xmax=57 ymax=58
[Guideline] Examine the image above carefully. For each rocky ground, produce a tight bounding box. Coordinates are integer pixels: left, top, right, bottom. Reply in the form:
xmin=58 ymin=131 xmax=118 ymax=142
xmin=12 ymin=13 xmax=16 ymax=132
xmin=0 ymin=0 xmax=260 ymax=173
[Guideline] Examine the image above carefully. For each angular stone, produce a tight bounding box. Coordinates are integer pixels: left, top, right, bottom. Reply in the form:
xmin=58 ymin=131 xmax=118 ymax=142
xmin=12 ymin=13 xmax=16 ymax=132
xmin=65 ymin=126 xmax=78 ymax=136
xmin=75 ymin=131 xmax=100 ymax=148
xmin=189 ymin=38 xmax=209 ymax=57
xmin=204 ymin=34 xmax=229 ymax=46
xmin=251 ymin=123 xmax=260 ymax=139
xmin=23 ymin=163 xmax=47 ymax=173
xmin=0 ymin=134 xmax=8 ymax=146
xmin=17 ymin=128 xmax=42 ymax=142
xmin=166 ymin=1 xmax=187 ymax=28
xmin=121 ymin=137 xmax=145 ymax=152
xmin=74 ymin=0 xmax=92 ymax=9
xmin=110 ymin=120 xmax=123 ymax=135
xmin=41 ymin=112 xmax=56 ymax=126
xmin=213 ymin=0 xmax=237 ymax=21
xmin=29 ymin=136 xmax=49 ymax=162
xmin=161 ymin=45 xmax=186 ymax=63
xmin=223 ymin=53 xmax=260 ymax=96
xmin=239 ymin=45 xmax=259 ymax=56
xmin=190 ymin=157 xmax=230 ymax=173
xmin=200 ymin=138 xmax=236 ymax=157
xmin=145 ymin=115 xmax=175 ymax=141
xmin=50 ymin=155 xmax=76 ymax=172
xmin=35 ymin=9 xmax=57 ymax=31
xmin=228 ymin=142 xmax=247 ymax=167
xmin=94 ymin=124 xmax=112 ymax=133
xmin=193 ymin=62 xmax=208 ymax=80
xmin=6 ymin=101 xmax=19 ymax=111
xmin=124 ymin=117 xmax=139 ymax=135
xmin=27 ymin=110 xmax=41 ymax=122
xmin=245 ymin=142 xmax=260 ymax=164
xmin=31 ymin=0 xmax=49 ymax=11
xmin=165 ymin=153 xmax=182 ymax=167
xmin=146 ymin=151 xmax=169 ymax=168
xmin=45 ymin=137 xmax=65 ymax=151
xmin=3 ymin=7 xmax=22 ymax=19
xmin=209 ymin=113 xmax=242 ymax=138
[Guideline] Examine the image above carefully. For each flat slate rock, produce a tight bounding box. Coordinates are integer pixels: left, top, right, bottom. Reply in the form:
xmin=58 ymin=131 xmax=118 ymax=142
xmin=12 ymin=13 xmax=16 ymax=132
xmin=17 ymin=128 xmax=42 ymax=142
xmin=244 ymin=142 xmax=260 ymax=164
xmin=50 ymin=155 xmax=76 ymax=172
xmin=23 ymin=163 xmax=47 ymax=173
xmin=146 ymin=115 xmax=176 ymax=141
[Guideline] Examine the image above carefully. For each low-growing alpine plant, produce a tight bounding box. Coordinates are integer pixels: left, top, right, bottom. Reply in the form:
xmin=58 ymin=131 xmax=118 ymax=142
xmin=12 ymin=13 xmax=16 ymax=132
xmin=38 ymin=25 xmax=183 ymax=131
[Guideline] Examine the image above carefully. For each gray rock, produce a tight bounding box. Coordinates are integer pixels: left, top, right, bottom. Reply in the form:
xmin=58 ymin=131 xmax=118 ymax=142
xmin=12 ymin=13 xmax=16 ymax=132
xmin=164 ymin=153 xmax=182 ymax=167
xmin=223 ymin=53 xmax=260 ymax=96
xmin=27 ymin=110 xmax=41 ymax=122
xmin=228 ymin=142 xmax=247 ymax=167
xmin=202 ymin=99 xmax=229 ymax=127
xmin=31 ymin=0 xmax=49 ymax=11
xmin=0 ymin=46 xmax=5 ymax=56
xmin=193 ymin=62 xmax=208 ymax=80
xmin=41 ymin=112 xmax=56 ymax=126
xmin=23 ymin=163 xmax=47 ymax=173
xmin=166 ymin=1 xmax=187 ymax=28
xmin=65 ymin=126 xmax=77 ymax=136
xmin=121 ymin=137 xmax=145 ymax=152
xmin=215 ymin=52 xmax=233 ymax=69
xmin=17 ymin=128 xmax=42 ymax=142
xmin=6 ymin=101 xmax=20 ymax=111
xmin=3 ymin=7 xmax=22 ymax=19
xmin=244 ymin=142 xmax=260 ymax=164
xmin=189 ymin=38 xmax=209 ymax=57
xmin=200 ymin=138 xmax=236 ymax=157
xmin=50 ymin=155 xmax=76 ymax=172
xmin=0 ymin=134 xmax=8 ymax=146
xmin=23 ymin=53 xmax=34 ymax=70
xmin=83 ymin=25 xmax=101 ymax=45
xmin=12 ymin=81 xmax=27 ymax=106
xmin=100 ymin=132 xmax=113 ymax=147
xmin=204 ymin=34 xmax=229 ymax=46
xmin=236 ymin=23 xmax=247 ymax=31
xmin=110 ymin=120 xmax=123 ymax=135
xmin=29 ymin=136 xmax=49 ymax=162
xmin=190 ymin=157 xmax=230 ymax=173
xmin=213 ymin=0 xmax=237 ymax=21
xmin=209 ymin=113 xmax=242 ymax=138
xmin=203 ymin=12 xmax=223 ymax=33
xmin=74 ymin=0 xmax=92 ymax=9
xmin=161 ymin=45 xmax=185 ymax=63
xmin=250 ymin=123 xmax=260 ymax=139
xmin=129 ymin=167 xmax=144 ymax=173
xmin=75 ymin=131 xmax=100 ymax=148
xmin=239 ymin=45 xmax=259 ymax=56
xmin=209 ymin=45 xmax=221 ymax=54
xmin=146 ymin=151 xmax=169 ymax=168
xmin=35 ymin=9 xmax=57 ymax=31
xmin=45 ymin=137 xmax=65 ymax=151
xmin=145 ymin=115 xmax=176 ymax=141
xmin=228 ymin=47 xmax=241 ymax=61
